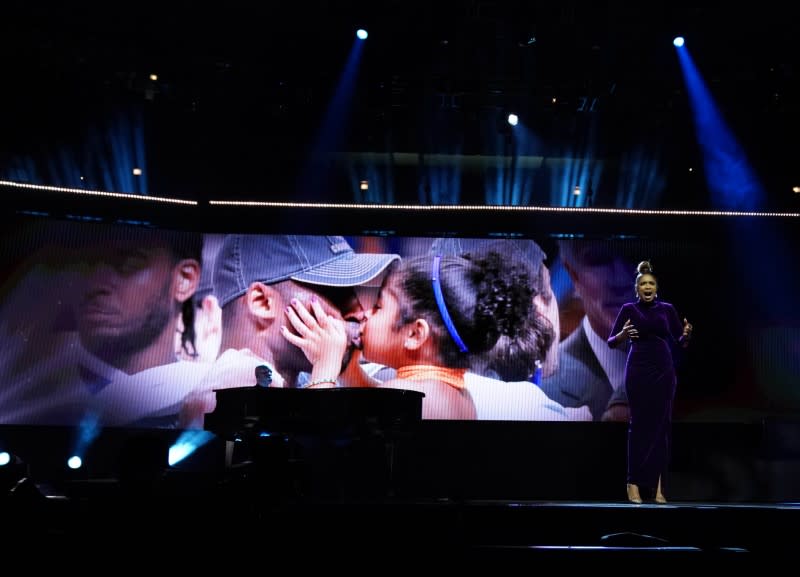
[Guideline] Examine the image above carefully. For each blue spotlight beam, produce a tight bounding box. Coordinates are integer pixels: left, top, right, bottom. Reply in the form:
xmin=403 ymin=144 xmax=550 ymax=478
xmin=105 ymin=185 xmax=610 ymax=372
xmin=675 ymin=44 xmax=765 ymax=211
xmin=169 ymin=430 xmax=215 ymax=466
xmin=70 ymin=413 xmax=101 ymax=463
xmin=298 ymin=35 xmax=366 ymax=198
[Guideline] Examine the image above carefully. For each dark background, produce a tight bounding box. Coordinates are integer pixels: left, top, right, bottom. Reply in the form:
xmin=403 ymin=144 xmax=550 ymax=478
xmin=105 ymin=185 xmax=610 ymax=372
xmin=1 ymin=1 xmax=798 ymax=209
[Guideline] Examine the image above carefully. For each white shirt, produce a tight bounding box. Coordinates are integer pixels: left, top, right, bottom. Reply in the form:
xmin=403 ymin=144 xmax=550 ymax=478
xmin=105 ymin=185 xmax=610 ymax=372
xmin=0 ymin=332 xmax=212 ymax=427
xmin=464 ymin=372 xmax=592 ymax=421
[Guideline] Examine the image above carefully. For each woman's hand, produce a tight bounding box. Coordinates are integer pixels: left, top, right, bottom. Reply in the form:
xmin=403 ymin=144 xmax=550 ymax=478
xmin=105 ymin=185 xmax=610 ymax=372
xmin=619 ymin=318 xmax=638 ymax=341
xmin=681 ymin=318 xmax=693 ymax=347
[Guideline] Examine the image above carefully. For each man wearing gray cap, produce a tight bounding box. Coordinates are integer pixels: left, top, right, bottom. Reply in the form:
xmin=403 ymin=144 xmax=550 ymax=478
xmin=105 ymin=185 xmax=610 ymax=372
xmin=178 ymin=234 xmax=399 ymax=428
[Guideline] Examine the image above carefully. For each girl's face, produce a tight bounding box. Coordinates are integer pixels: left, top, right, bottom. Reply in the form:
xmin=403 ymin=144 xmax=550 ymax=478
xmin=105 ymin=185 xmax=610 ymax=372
xmin=636 ymin=273 xmax=658 ymax=302
xmin=535 ymin=264 xmax=560 ymax=378
xmin=361 ymin=276 xmax=408 ymax=368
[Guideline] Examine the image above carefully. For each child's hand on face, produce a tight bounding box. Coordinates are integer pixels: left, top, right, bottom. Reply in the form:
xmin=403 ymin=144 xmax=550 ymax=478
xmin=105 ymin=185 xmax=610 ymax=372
xmin=280 ymin=296 xmax=348 ymax=380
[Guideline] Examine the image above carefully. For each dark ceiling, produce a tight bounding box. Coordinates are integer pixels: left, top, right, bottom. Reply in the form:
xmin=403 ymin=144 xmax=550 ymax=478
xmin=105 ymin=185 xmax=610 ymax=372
xmin=1 ymin=1 xmax=798 ymax=208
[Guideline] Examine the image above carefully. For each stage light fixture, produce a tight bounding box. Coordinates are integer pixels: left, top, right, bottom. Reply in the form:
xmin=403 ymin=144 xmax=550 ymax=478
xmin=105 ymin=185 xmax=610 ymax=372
xmin=356 ymin=29 xmax=368 ymax=40
xmin=507 ymin=113 xmax=519 ymax=126
xmin=673 ymin=36 xmax=685 ymax=47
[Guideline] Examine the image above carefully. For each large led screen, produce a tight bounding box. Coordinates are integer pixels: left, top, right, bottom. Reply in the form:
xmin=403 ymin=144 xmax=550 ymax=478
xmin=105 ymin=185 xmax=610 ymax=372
xmin=1 ymin=215 xmax=798 ymax=428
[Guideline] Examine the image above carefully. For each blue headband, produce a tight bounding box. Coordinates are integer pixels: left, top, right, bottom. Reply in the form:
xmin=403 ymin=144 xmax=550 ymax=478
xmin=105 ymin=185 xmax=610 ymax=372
xmin=431 ymin=255 xmax=469 ymax=353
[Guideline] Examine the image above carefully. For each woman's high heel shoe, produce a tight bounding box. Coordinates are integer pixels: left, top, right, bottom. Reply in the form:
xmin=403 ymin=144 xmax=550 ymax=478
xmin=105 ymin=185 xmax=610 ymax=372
xmin=655 ymin=477 xmax=667 ymax=504
xmin=626 ymin=483 xmax=642 ymax=504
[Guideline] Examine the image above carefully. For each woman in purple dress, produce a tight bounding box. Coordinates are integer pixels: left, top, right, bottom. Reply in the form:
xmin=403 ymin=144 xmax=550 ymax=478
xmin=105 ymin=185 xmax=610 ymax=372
xmin=608 ymin=261 xmax=693 ymax=504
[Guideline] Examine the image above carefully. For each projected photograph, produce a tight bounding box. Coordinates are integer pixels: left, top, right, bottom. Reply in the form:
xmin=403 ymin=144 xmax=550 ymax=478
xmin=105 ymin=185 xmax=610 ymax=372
xmin=1 ymin=215 xmax=798 ymax=428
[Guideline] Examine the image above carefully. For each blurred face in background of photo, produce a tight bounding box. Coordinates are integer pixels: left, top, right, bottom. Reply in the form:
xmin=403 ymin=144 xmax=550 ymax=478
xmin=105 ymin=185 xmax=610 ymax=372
xmin=560 ymin=242 xmax=637 ymax=338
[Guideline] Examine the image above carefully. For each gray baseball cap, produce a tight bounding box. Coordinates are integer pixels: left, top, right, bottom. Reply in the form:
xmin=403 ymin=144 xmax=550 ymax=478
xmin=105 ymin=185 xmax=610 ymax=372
xmin=214 ymin=234 xmax=400 ymax=307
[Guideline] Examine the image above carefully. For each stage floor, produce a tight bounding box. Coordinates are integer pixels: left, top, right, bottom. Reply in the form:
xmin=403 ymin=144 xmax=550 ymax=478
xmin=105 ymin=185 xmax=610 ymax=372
xmin=3 ymin=422 xmax=798 ymax=564
xmin=3 ymin=473 xmax=796 ymax=564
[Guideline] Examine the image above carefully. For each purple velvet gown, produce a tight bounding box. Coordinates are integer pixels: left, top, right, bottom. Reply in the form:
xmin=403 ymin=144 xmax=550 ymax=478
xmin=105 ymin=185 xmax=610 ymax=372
xmin=608 ymin=300 xmax=686 ymax=491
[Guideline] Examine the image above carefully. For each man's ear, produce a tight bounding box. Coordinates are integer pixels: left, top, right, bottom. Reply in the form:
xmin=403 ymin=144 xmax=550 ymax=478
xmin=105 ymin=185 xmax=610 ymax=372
xmin=404 ymin=318 xmax=431 ymax=351
xmin=246 ymin=282 xmax=283 ymax=321
xmin=174 ymin=259 xmax=201 ymax=303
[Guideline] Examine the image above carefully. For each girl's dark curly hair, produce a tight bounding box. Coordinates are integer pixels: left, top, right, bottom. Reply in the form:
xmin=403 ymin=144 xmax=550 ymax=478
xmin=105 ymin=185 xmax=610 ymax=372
xmin=394 ymin=251 xmax=536 ymax=368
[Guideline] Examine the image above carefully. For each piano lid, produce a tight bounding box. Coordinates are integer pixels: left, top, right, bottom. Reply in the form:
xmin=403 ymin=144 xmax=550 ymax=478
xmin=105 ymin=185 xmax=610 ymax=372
xmin=204 ymin=386 xmax=424 ymax=439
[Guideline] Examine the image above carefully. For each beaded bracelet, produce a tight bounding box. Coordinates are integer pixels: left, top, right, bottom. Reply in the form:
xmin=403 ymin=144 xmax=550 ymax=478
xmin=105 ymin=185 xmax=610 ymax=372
xmin=307 ymin=377 xmax=338 ymax=388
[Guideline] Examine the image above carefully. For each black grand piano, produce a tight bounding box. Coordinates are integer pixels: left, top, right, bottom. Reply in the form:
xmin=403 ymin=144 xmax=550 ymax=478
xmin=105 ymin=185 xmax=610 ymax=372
xmin=205 ymin=386 xmax=424 ymax=440
xmin=204 ymin=386 xmax=425 ymax=499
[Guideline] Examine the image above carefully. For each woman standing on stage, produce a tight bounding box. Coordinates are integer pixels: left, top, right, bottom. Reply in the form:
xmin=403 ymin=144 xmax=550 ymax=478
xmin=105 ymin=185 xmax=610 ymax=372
xmin=608 ymin=260 xmax=693 ymax=503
